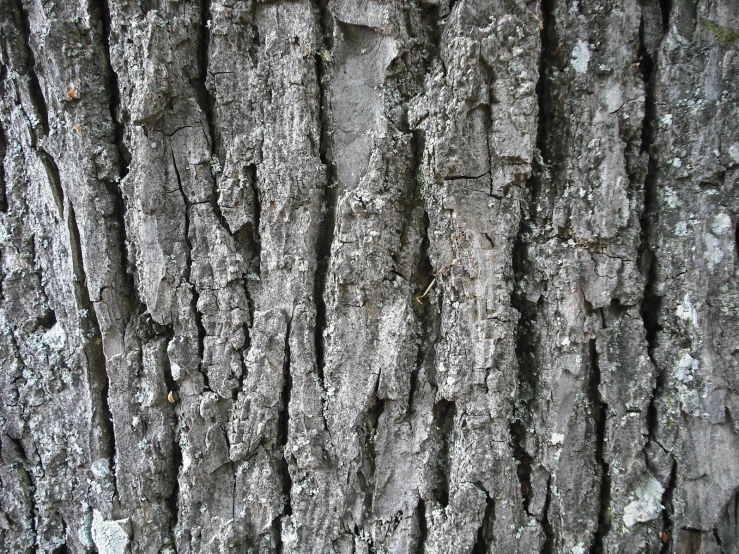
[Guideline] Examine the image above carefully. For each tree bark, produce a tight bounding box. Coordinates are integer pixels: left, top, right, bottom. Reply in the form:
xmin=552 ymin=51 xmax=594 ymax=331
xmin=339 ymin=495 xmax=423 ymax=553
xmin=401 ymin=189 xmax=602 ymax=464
xmin=0 ymin=0 xmax=737 ymax=553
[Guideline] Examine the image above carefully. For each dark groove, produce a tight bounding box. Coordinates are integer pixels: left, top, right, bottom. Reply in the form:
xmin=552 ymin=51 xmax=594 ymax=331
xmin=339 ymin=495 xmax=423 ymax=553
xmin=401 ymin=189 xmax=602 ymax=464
xmin=93 ymin=0 xmax=136 ymax=321
xmin=0 ymin=121 xmax=7 ymax=211
xmin=10 ymin=0 xmax=49 ymax=137
xmin=416 ymin=497 xmax=427 ymax=554
xmin=194 ymin=0 xmax=230 ymax=237
xmin=171 ymin=153 xmax=208 ymax=388
xmin=247 ymin=163 xmax=261 ymax=278
xmin=162 ymin=338 xmax=182 ymax=540
xmin=509 ymin=0 xmax=550 ymax=515
xmin=589 ymin=339 xmax=611 ymax=553
xmin=37 ymin=148 xmax=64 ymax=217
xmin=639 ymin=0 xmax=667 ymax=473
xmin=68 ymin=204 xmax=117 ymax=489
xmin=95 ymin=0 xmax=130 ymax=179
xmin=541 ymin=477 xmax=554 ymax=554
xmin=276 ymin=315 xmax=293 ymax=553
xmin=313 ymin=0 xmax=336 ymax=398
xmin=432 ymin=399 xmax=455 ymax=508
xmin=659 ymin=0 xmax=672 ymax=33
xmin=471 ymin=489 xmax=495 ymax=554
xmin=5 ymin=436 xmax=39 ymax=552
xmin=536 ymin=0 xmax=556 ymax=170
xmin=366 ymin=381 xmax=386 ymax=517
xmin=658 ymin=459 xmax=677 ymax=554
xmin=407 ymin=130 xmax=435 ymax=415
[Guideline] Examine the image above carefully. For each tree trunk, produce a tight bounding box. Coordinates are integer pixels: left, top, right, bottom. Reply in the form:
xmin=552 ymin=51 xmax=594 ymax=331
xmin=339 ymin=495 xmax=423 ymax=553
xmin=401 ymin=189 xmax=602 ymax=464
xmin=1 ymin=0 xmax=737 ymax=552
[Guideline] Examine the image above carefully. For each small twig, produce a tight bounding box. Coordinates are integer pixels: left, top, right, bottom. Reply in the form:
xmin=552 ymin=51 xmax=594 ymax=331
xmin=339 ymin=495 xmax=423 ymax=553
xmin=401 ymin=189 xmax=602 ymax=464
xmin=415 ymin=277 xmax=436 ymax=305
xmin=415 ymin=263 xmax=456 ymax=304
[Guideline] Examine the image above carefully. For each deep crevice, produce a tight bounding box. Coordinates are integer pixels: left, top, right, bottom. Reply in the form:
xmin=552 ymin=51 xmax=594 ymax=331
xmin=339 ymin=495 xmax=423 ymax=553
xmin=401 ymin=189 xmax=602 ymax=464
xmin=415 ymin=497 xmax=427 ymax=554
xmin=509 ymin=0 xmax=550 ymax=515
xmin=276 ymin=315 xmax=293 ymax=553
xmin=639 ymin=0 xmax=667 ymax=473
xmin=161 ymin=336 xmax=182 ymax=541
xmin=541 ymin=477 xmax=554 ymax=554
xmin=659 ymin=0 xmax=672 ymax=33
xmin=407 ymin=130 xmax=437 ymax=416
xmin=10 ymin=0 xmax=49 ymax=137
xmin=0 ymin=121 xmax=7 ymax=212
xmin=193 ymin=0 xmax=230 ymax=236
xmin=171 ymin=152 xmax=208 ymax=390
xmin=92 ymin=0 xmax=138 ymax=323
xmin=68 ymin=204 xmax=117 ymax=494
xmin=432 ymin=399 xmax=455 ymax=508
xmin=313 ymin=0 xmax=337 ymax=401
xmin=471 ymin=488 xmax=495 ymax=554
xmin=365 ymin=380 xmax=386 ymax=517
xmin=658 ymin=459 xmax=677 ymax=554
xmin=589 ymin=339 xmax=611 ymax=554
xmin=37 ymin=148 xmax=64 ymax=217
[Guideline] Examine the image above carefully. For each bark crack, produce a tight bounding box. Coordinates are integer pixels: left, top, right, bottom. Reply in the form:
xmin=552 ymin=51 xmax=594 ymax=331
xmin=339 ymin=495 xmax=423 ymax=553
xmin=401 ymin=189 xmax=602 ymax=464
xmin=171 ymin=152 xmax=208 ymax=391
xmin=276 ymin=313 xmax=293 ymax=553
xmin=68 ymin=202 xmax=118 ymax=499
xmin=10 ymin=0 xmax=49 ymax=138
xmin=312 ymin=0 xmax=336 ymax=406
xmin=588 ymin=338 xmax=611 ymax=553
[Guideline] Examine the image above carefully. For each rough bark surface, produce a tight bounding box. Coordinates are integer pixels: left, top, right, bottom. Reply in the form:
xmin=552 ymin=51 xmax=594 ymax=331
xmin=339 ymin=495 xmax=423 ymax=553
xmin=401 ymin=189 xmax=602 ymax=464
xmin=0 ymin=0 xmax=737 ymax=553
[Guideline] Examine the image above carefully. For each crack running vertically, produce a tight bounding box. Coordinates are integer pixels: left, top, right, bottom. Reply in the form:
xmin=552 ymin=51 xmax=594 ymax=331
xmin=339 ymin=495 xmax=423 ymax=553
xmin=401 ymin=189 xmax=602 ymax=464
xmin=68 ymin=202 xmax=117 ymax=492
xmin=588 ymin=338 xmax=611 ymax=554
xmin=171 ymin=152 xmax=209 ymax=391
xmin=415 ymin=496 xmax=428 ymax=554
xmin=365 ymin=378 xmax=386 ymax=518
xmin=658 ymin=459 xmax=677 ymax=554
xmin=639 ymin=0 xmax=668 ymax=475
xmin=432 ymin=399 xmax=455 ymax=508
xmin=194 ymin=0 xmax=230 ymax=236
xmin=0 ymin=121 xmax=7 ymax=212
xmin=509 ymin=0 xmax=550 ymax=516
xmin=312 ymin=0 xmax=337 ymax=402
xmin=276 ymin=314 xmax=294 ymax=554
xmin=471 ymin=487 xmax=495 ymax=554
xmin=10 ymin=0 xmax=49 ymax=138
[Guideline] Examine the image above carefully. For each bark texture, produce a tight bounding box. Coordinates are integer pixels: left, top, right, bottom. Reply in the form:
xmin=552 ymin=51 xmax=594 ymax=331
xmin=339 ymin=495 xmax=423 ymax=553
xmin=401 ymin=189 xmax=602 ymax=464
xmin=1 ymin=0 xmax=737 ymax=553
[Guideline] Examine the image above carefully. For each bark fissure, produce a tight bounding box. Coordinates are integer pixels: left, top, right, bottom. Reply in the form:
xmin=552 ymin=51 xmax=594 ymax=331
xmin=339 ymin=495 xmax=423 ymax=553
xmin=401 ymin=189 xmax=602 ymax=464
xmin=171 ymin=152 xmax=208 ymax=388
xmin=67 ymin=203 xmax=117 ymax=491
xmin=415 ymin=497 xmax=427 ymax=554
xmin=658 ymin=459 xmax=678 ymax=554
xmin=638 ymin=1 xmax=666 ymax=473
xmin=588 ymin=339 xmax=611 ymax=553
xmin=541 ymin=477 xmax=554 ymax=554
xmin=0 ymin=121 xmax=7 ymax=212
xmin=432 ymin=399 xmax=455 ymax=508
xmin=276 ymin=314 xmax=293 ymax=553
xmin=366 ymin=381 xmax=386 ymax=517
xmin=312 ymin=0 xmax=336 ymax=397
xmin=10 ymin=0 xmax=49 ymax=137
xmin=471 ymin=487 xmax=495 ymax=554
xmin=195 ymin=0 xmax=229 ymax=236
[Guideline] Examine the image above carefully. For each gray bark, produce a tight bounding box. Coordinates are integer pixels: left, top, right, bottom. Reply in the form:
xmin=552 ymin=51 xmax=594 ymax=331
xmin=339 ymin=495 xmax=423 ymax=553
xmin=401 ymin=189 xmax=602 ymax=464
xmin=0 ymin=0 xmax=737 ymax=553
